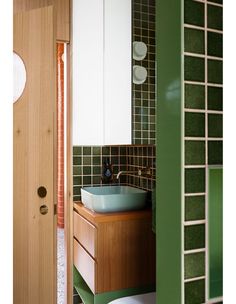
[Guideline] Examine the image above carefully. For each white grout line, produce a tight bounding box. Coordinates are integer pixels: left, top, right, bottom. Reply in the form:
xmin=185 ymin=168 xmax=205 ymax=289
xmin=185 ymin=192 xmax=206 ymax=197
xmin=184 ymin=80 xmax=223 ymax=87
xmin=185 ymin=165 xmax=206 ymax=169
xmin=184 ymin=276 xmax=206 ymax=283
xmin=185 ymin=137 xmax=223 ymax=141
xmin=206 ymin=1 xmax=223 ymax=8
xmin=184 ymin=23 xmax=223 ymax=34
xmin=205 ymin=296 xmax=223 ymax=303
xmin=184 ymin=108 xmax=223 ymax=114
xmin=184 ymin=248 xmax=206 ymax=255
xmin=184 ymin=219 xmax=206 ymax=226
xmin=184 ymin=52 xmax=223 ymax=61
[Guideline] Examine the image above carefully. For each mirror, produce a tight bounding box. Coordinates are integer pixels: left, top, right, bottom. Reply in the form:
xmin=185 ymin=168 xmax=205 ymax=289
xmin=72 ymin=0 xmax=156 ymax=145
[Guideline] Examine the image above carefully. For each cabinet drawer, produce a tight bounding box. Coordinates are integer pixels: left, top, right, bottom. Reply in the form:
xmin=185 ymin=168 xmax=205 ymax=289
xmin=74 ymin=238 xmax=96 ymax=293
xmin=73 ymin=211 xmax=97 ymax=258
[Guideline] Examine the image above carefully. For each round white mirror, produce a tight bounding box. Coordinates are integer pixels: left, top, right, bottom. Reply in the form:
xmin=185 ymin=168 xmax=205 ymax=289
xmin=13 ymin=52 xmax=26 ymax=103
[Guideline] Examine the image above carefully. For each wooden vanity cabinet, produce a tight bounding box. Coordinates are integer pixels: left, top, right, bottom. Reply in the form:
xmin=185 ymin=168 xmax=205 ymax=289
xmin=73 ymin=202 xmax=156 ymax=294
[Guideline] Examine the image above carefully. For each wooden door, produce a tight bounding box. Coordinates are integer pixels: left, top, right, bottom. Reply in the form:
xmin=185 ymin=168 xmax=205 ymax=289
xmin=13 ymin=6 xmax=57 ymax=304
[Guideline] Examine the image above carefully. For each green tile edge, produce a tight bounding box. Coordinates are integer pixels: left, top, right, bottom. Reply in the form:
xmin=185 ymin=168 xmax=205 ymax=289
xmin=156 ymin=0 xmax=183 ymax=303
xmin=74 ymin=266 xmax=155 ymax=304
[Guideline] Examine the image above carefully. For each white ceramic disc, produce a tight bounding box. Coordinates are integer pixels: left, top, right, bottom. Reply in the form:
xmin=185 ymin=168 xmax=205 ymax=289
xmin=133 ymin=65 xmax=147 ymax=84
xmin=13 ymin=52 xmax=27 ymax=103
xmin=133 ymin=41 xmax=147 ymax=61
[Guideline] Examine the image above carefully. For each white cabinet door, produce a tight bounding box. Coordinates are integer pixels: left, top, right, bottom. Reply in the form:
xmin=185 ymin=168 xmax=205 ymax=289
xmin=73 ymin=0 xmax=131 ymax=145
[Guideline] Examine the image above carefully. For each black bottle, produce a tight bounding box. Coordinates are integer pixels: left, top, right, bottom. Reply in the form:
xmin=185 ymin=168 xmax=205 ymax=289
xmin=101 ymin=158 xmax=113 ymax=183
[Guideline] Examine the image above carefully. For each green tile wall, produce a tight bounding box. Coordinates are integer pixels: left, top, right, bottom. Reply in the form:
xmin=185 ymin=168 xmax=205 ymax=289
xmin=184 ymin=0 xmax=223 ymax=302
xmin=73 ymin=145 xmax=155 ymax=201
xmin=132 ymin=0 xmax=156 ymax=145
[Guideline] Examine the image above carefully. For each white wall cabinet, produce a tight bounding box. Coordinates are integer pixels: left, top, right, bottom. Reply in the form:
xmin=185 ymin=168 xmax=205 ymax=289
xmin=73 ymin=0 xmax=132 ymax=145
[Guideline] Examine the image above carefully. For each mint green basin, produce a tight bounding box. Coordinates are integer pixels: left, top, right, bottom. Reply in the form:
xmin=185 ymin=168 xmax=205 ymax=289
xmin=81 ymin=186 xmax=147 ymax=213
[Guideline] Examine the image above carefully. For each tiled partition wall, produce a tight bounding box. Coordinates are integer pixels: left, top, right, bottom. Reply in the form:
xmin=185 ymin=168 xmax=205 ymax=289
xmin=73 ymin=145 xmax=156 ymax=202
xmin=184 ymin=0 xmax=223 ymax=303
xmin=132 ymin=0 xmax=156 ymax=145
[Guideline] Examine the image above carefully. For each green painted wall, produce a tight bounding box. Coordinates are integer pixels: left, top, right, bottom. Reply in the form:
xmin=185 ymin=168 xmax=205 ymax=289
xmin=156 ymin=0 xmax=183 ymax=303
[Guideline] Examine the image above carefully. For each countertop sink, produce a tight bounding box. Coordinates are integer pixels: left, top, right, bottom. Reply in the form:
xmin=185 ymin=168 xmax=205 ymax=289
xmin=81 ymin=185 xmax=147 ymax=213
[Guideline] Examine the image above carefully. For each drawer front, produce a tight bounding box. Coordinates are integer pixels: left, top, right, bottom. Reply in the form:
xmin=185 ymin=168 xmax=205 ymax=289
xmin=73 ymin=211 xmax=97 ymax=258
xmin=73 ymin=238 xmax=96 ymax=293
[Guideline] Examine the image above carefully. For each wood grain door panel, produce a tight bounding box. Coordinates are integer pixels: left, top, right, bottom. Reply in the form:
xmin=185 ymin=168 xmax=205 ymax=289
xmin=13 ymin=6 xmax=56 ymax=304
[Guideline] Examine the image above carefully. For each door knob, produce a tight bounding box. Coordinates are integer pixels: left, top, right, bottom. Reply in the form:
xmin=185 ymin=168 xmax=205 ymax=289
xmin=40 ymin=204 xmax=49 ymax=215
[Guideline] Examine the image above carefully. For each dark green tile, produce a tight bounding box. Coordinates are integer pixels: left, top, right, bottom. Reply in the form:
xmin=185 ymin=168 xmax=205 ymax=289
xmin=208 ymin=114 xmax=223 ymax=137
xmin=111 ymin=147 xmax=119 ymax=155
xmin=185 ymin=113 xmax=205 ymax=137
xmin=73 ymin=195 xmax=80 ymax=202
xmin=93 ymin=156 xmax=101 ymax=166
xmin=185 ymin=279 xmax=205 ymax=304
xmin=208 ymin=86 xmax=223 ymax=111
xmin=185 ymin=252 xmax=205 ymax=279
xmin=83 ymin=176 xmax=91 ymax=185
xmin=73 ymin=146 xmax=82 ymax=155
xmin=185 ymin=196 xmax=205 ymax=221
xmin=73 ymin=166 xmax=82 ymax=175
xmin=185 ymin=56 xmax=205 ymax=82
xmin=92 ymin=146 xmax=101 ymax=155
xmin=73 ymin=176 xmax=82 ymax=185
xmin=208 ymin=32 xmax=223 ymax=58
xmin=82 ymin=146 xmax=91 ymax=155
xmin=184 ymin=0 xmax=205 ymax=27
xmin=93 ymin=166 xmax=101 ymax=174
xmin=73 ymin=186 xmax=81 ymax=196
xmin=208 ymin=59 xmax=223 ymax=84
xmin=185 ymin=84 xmax=205 ymax=109
xmin=83 ymin=156 xmax=91 ymax=165
xmin=102 ymin=146 xmax=110 ymax=155
xmin=185 ymin=141 xmax=205 ymax=165
xmin=185 ymin=224 xmax=205 ymax=250
xmin=83 ymin=166 xmax=91 ymax=175
xmin=208 ymin=141 xmax=223 ymax=165
xmin=185 ymin=168 xmax=205 ymax=193
xmin=73 ymin=157 xmax=82 ymax=166
xmin=92 ymin=176 xmax=101 ymax=184
xmin=208 ymin=4 xmax=223 ymax=30
xmin=184 ymin=28 xmax=205 ymax=54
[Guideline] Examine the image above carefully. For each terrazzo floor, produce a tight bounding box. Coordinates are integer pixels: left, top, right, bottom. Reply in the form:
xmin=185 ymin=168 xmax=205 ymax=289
xmin=57 ymin=227 xmax=65 ymax=304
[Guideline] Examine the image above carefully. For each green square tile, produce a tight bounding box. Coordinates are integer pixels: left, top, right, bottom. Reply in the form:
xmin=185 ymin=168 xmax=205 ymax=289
xmin=208 ymin=4 xmax=222 ymax=30
xmin=83 ymin=156 xmax=91 ymax=165
xmin=92 ymin=176 xmax=101 ymax=184
xmin=111 ymin=147 xmax=119 ymax=155
xmin=83 ymin=166 xmax=91 ymax=175
xmin=185 ymin=224 xmax=205 ymax=250
xmin=73 ymin=146 xmax=82 ymax=155
xmin=208 ymin=114 xmax=223 ymax=137
xmin=208 ymin=86 xmax=223 ymax=111
xmin=73 ymin=195 xmax=80 ymax=202
xmin=185 ymin=113 xmax=205 ymax=137
xmin=73 ymin=157 xmax=82 ymax=166
xmin=102 ymin=146 xmax=110 ymax=155
xmin=73 ymin=176 xmax=82 ymax=186
xmin=208 ymin=141 xmax=223 ymax=165
xmin=185 ymin=252 xmax=205 ymax=279
xmin=207 ymin=32 xmax=223 ymax=58
xmin=73 ymin=186 xmax=81 ymax=196
xmin=83 ymin=176 xmax=91 ymax=185
xmin=185 ymin=56 xmax=205 ymax=82
xmin=73 ymin=166 xmax=82 ymax=175
xmin=208 ymin=59 xmax=223 ymax=84
xmin=185 ymin=195 xmax=205 ymax=221
xmin=82 ymin=146 xmax=91 ymax=155
xmin=185 ymin=84 xmax=205 ymax=109
xmin=185 ymin=279 xmax=205 ymax=304
xmin=184 ymin=0 xmax=205 ymax=27
xmin=93 ymin=166 xmax=101 ymax=175
xmin=92 ymin=146 xmax=101 ymax=155
xmin=93 ymin=156 xmax=101 ymax=166
xmin=185 ymin=168 xmax=205 ymax=193
xmin=184 ymin=28 xmax=205 ymax=54
xmin=185 ymin=141 xmax=205 ymax=165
